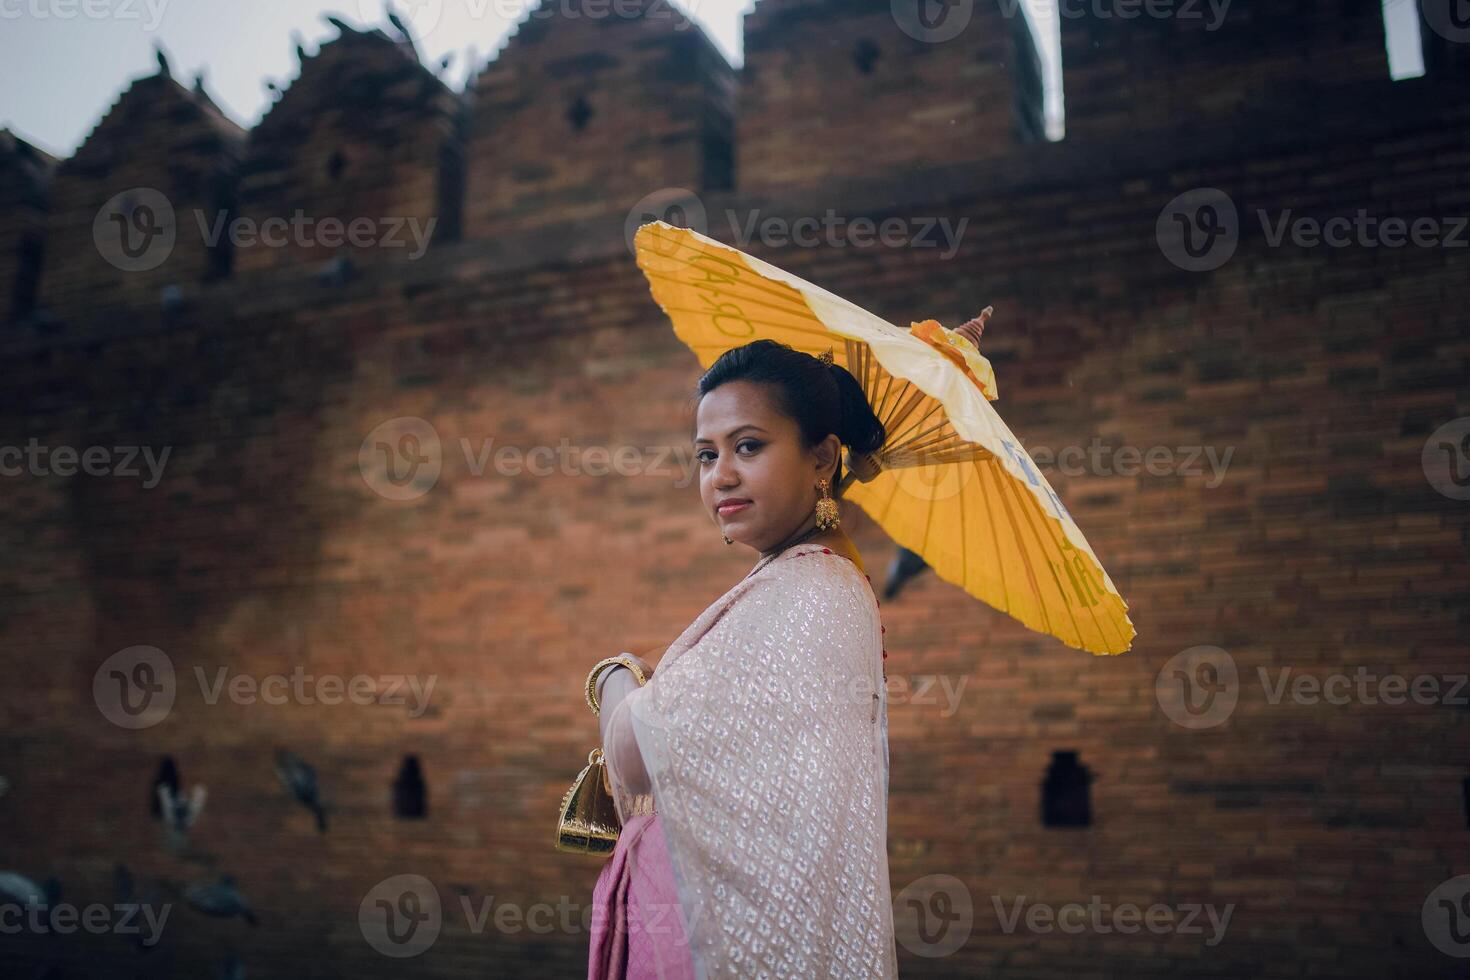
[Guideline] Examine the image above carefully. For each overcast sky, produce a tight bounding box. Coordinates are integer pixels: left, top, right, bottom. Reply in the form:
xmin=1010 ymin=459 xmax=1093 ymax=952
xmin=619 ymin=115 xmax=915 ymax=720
xmin=0 ymin=1 xmax=1424 ymax=160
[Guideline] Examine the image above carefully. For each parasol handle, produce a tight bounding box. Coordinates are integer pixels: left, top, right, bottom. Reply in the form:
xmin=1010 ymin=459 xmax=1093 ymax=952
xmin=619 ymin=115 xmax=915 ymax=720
xmin=839 ymin=448 xmax=883 ymax=495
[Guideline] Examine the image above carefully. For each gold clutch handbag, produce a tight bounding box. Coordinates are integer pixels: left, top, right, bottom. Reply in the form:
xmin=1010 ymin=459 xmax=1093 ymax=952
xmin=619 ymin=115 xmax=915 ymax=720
xmin=554 ymin=747 xmax=621 ymax=856
xmin=556 ymin=656 xmax=650 ymax=856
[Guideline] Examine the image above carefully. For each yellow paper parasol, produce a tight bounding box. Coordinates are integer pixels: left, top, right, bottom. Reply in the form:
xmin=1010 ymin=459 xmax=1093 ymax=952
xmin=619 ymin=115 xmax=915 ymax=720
xmin=633 ymin=220 xmax=1134 ymax=655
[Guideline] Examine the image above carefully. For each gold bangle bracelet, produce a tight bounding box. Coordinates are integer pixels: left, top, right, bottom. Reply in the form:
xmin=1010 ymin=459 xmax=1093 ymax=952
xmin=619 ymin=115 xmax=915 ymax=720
xmin=584 ymin=655 xmax=647 ymax=716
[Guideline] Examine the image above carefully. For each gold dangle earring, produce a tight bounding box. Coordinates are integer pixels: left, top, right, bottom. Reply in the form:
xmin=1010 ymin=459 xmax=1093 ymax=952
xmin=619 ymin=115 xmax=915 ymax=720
xmin=814 ymin=477 xmax=840 ymax=530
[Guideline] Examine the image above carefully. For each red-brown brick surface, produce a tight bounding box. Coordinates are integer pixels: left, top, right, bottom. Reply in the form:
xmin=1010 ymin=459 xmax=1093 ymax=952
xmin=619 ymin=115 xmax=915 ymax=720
xmin=0 ymin=3 xmax=1467 ymax=978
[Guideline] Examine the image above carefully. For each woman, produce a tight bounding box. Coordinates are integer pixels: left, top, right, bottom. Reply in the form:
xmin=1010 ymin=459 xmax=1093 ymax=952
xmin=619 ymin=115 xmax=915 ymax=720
xmin=585 ymin=337 xmax=912 ymax=979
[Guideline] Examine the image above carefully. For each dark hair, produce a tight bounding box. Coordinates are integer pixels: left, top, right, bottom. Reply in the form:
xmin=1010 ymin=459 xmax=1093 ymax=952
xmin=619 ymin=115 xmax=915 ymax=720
xmin=691 ymin=339 xmax=886 ymax=496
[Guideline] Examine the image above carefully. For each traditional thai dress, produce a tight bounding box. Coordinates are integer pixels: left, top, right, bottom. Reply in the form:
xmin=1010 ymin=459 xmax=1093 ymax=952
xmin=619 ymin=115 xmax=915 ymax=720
xmin=588 ymin=542 xmax=896 ymax=979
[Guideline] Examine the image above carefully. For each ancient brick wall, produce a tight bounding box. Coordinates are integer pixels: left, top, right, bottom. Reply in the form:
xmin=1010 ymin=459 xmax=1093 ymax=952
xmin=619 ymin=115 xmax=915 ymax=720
xmin=0 ymin=2 xmax=1467 ymax=978
xmin=234 ymin=24 xmax=463 ymax=274
xmin=463 ymin=0 xmax=736 ymax=238
xmin=738 ymin=0 xmax=1044 ymax=193
xmin=0 ymin=131 xmax=54 ymax=325
xmin=35 ymin=71 xmax=245 ymax=321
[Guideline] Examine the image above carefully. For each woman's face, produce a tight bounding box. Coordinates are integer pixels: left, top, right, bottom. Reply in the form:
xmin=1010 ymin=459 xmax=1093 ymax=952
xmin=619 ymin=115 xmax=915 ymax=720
xmin=694 ymin=380 xmax=839 ymax=553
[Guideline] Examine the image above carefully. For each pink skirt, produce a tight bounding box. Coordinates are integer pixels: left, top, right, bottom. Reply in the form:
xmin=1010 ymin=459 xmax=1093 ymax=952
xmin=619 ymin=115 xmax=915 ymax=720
xmin=588 ymin=813 xmax=696 ymax=980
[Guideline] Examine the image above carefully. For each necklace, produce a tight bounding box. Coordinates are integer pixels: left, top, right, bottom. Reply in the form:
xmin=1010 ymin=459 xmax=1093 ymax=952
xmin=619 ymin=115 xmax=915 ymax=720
xmin=743 ymin=523 xmax=825 ymax=582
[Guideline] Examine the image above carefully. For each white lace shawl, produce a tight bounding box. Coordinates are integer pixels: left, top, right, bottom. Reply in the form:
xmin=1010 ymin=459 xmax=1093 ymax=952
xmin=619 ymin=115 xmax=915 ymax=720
xmin=602 ymin=543 xmax=897 ymax=979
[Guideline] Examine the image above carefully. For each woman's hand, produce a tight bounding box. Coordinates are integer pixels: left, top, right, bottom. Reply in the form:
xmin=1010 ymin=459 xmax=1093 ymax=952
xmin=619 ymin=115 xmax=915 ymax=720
xmin=954 ymin=306 xmax=993 ymax=348
xmin=597 ymin=652 xmax=657 ymax=798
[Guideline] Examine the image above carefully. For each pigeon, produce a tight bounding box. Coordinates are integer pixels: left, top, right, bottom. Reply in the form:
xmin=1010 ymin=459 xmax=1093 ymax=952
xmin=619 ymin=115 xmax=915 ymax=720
xmin=158 ymin=782 xmax=207 ymax=853
xmin=151 ymin=757 xmax=180 ymax=820
xmin=184 ymin=876 xmax=258 ymax=926
xmin=275 ymin=748 xmax=327 ymax=832
xmin=387 ymin=6 xmax=411 ymax=38
xmin=883 ymin=545 xmax=930 ymax=601
xmin=317 ymin=255 xmax=355 ymax=288
xmin=114 ymin=863 xmax=177 ymax=952
xmin=161 ymin=284 xmax=185 ymax=326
